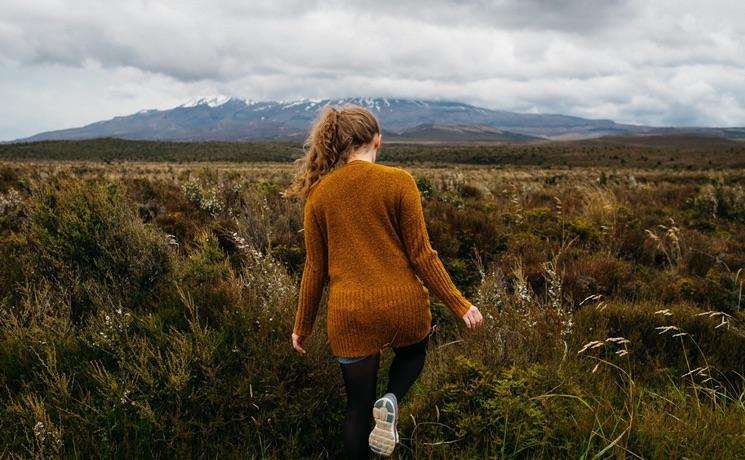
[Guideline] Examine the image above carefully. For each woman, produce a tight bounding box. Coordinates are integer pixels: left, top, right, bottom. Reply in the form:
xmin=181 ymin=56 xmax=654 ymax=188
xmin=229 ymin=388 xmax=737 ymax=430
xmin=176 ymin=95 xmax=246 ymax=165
xmin=283 ymin=104 xmax=483 ymax=459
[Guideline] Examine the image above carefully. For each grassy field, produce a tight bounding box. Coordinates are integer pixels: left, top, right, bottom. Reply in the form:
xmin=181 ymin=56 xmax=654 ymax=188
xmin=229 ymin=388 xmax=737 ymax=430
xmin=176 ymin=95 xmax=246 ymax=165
xmin=1 ymin=149 xmax=744 ymax=458
xmin=2 ymin=135 xmax=745 ymax=168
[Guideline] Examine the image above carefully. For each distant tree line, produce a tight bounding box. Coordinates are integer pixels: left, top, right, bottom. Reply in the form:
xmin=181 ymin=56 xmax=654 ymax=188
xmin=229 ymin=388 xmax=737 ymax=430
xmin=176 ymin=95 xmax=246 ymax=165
xmin=1 ymin=136 xmax=743 ymax=168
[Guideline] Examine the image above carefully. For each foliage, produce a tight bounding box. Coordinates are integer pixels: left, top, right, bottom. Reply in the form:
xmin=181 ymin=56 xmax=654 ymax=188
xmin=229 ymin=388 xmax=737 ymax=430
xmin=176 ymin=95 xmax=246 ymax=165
xmin=0 ymin=159 xmax=743 ymax=458
xmin=3 ymin=136 xmax=745 ymax=168
xmin=24 ymin=177 xmax=172 ymax=324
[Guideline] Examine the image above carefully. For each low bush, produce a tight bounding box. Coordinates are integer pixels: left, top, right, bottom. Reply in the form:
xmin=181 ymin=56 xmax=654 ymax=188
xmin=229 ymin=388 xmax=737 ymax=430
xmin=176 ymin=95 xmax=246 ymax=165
xmin=24 ymin=177 xmax=173 ymax=324
xmin=403 ymin=356 xmax=590 ymax=459
xmin=1 ymin=162 xmax=744 ymax=458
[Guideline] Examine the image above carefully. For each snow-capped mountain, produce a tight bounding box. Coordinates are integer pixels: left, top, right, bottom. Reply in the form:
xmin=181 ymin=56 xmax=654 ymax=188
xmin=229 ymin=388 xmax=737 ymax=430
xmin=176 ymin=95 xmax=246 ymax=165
xmin=180 ymin=95 xmax=235 ymax=108
xmin=9 ymin=96 xmax=745 ymax=143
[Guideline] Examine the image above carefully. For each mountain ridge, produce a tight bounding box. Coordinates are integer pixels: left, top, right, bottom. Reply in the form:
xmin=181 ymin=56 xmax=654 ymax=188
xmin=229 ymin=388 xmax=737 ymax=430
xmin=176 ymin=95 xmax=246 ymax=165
xmin=6 ymin=96 xmax=745 ymax=143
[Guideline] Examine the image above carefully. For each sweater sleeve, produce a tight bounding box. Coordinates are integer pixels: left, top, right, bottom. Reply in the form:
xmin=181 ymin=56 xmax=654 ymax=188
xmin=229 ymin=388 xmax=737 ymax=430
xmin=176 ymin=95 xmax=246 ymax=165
xmin=292 ymin=199 xmax=328 ymax=336
xmin=398 ymin=171 xmax=472 ymax=318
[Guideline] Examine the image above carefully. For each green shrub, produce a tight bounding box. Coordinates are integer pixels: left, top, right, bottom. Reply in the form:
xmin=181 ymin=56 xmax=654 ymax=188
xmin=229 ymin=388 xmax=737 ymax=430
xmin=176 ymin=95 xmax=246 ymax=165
xmin=572 ymin=301 xmax=745 ymax=391
xmin=2 ymin=162 xmax=745 ymax=458
xmin=566 ymin=216 xmax=602 ymax=245
xmin=1 ymin=221 xmax=345 ymax=458
xmin=25 ymin=177 xmax=173 ymax=323
xmin=415 ymin=175 xmax=433 ymax=198
xmin=405 ymin=356 xmax=588 ymax=459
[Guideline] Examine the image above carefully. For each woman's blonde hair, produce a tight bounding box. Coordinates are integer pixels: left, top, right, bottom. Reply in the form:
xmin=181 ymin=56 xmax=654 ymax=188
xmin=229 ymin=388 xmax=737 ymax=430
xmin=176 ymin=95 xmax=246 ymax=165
xmin=282 ymin=104 xmax=380 ymax=200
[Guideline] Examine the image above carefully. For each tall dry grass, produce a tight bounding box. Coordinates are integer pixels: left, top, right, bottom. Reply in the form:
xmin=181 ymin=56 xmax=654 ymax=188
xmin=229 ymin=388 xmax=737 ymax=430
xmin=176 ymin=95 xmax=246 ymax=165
xmin=0 ymin=160 xmax=743 ymax=458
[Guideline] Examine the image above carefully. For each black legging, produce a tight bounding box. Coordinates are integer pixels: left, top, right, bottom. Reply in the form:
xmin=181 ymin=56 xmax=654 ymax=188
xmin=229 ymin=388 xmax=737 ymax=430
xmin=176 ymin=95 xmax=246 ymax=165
xmin=339 ymin=333 xmax=430 ymax=459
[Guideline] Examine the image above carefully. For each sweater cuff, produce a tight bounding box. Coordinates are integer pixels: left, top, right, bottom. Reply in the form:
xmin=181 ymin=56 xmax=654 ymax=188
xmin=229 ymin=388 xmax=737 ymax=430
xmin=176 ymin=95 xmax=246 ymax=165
xmin=444 ymin=291 xmax=472 ymax=318
xmin=292 ymin=324 xmax=312 ymax=337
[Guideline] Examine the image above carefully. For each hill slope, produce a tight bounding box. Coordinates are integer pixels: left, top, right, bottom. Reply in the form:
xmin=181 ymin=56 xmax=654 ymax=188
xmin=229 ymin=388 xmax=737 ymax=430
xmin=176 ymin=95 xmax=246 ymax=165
xmin=8 ymin=96 xmax=745 ymax=143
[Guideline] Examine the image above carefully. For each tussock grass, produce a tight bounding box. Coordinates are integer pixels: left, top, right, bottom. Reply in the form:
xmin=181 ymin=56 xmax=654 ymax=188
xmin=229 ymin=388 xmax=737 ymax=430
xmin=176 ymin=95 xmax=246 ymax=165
xmin=1 ymin=160 xmax=744 ymax=458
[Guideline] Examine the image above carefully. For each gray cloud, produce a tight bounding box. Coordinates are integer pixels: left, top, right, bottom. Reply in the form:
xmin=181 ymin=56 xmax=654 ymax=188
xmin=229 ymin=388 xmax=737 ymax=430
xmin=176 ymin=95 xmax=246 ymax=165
xmin=345 ymin=0 xmax=637 ymax=33
xmin=1 ymin=0 xmax=744 ymax=140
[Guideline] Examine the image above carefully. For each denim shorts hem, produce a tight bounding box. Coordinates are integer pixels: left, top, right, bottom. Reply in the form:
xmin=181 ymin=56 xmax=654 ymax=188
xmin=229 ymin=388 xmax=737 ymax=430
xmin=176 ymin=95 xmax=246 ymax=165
xmin=336 ymin=354 xmax=373 ymax=364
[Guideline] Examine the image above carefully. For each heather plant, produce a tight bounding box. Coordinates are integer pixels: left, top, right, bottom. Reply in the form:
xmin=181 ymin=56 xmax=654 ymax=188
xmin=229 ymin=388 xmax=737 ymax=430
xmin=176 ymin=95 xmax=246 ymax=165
xmin=24 ymin=177 xmax=173 ymax=324
xmin=1 ymin=160 xmax=744 ymax=458
xmin=692 ymin=183 xmax=720 ymax=219
xmin=690 ymin=180 xmax=745 ymax=222
xmin=0 ymin=186 xmax=22 ymax=215
xmin=405 ymin=357 xmax=590 ymax=459
xmin=180 ymin=176 xmax=224 ymax=216
xmin=0 ymin=172 xmax=347 ymax=458
xmin=414 ymin=174 xmax=434 ymax=199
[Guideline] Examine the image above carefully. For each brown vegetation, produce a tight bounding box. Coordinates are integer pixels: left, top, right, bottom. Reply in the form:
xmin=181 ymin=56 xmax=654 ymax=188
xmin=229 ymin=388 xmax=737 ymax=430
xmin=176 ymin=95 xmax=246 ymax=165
xmin=0 ymin=157 xmax=743 ymax=458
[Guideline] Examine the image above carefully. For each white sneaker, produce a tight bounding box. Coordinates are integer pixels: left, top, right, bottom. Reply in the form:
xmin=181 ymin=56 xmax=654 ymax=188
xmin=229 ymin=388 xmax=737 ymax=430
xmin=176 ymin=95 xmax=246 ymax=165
xmin=369 ymin=393 xmax=398 ymax=456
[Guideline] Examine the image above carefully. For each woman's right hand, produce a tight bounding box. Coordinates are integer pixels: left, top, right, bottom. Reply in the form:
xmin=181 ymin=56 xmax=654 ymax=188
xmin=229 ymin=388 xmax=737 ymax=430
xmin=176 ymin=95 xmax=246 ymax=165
xmin=462 ymin=304 xmax=483 ymax=329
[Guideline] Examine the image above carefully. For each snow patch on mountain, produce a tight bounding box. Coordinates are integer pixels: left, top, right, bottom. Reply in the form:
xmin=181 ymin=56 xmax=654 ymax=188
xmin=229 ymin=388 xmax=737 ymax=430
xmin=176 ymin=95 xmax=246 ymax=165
xmin=180 ymin=95 xmax=232 ymax=108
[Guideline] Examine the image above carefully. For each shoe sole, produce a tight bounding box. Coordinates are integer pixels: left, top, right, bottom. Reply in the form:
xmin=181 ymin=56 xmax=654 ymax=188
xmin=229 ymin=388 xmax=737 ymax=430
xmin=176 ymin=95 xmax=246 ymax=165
xmin=369 ymin=397 xmax=398 ymax=456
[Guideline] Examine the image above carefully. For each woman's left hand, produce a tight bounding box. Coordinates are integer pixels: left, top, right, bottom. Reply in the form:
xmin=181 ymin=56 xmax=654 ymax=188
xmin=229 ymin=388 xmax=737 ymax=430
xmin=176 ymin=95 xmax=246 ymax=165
xmin=292 ymin=333 xmax=307 ymax=354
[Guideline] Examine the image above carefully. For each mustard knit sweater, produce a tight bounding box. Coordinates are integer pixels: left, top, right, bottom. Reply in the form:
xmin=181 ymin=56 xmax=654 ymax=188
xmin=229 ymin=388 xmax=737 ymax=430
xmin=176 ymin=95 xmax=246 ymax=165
xmin=292 ymin=159 xmax=473 ymax=357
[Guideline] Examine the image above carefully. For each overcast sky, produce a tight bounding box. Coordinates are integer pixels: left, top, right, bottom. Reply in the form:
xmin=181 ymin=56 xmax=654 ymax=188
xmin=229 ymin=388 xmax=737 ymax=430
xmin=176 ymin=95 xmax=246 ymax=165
xmin=2 ymin=0 xmax=744 ymax=141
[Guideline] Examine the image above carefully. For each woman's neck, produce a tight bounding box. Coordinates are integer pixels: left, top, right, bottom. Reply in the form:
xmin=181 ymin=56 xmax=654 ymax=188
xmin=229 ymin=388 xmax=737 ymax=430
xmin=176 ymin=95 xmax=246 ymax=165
xmin=346 ymin=147 xmax=376 ymax=164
